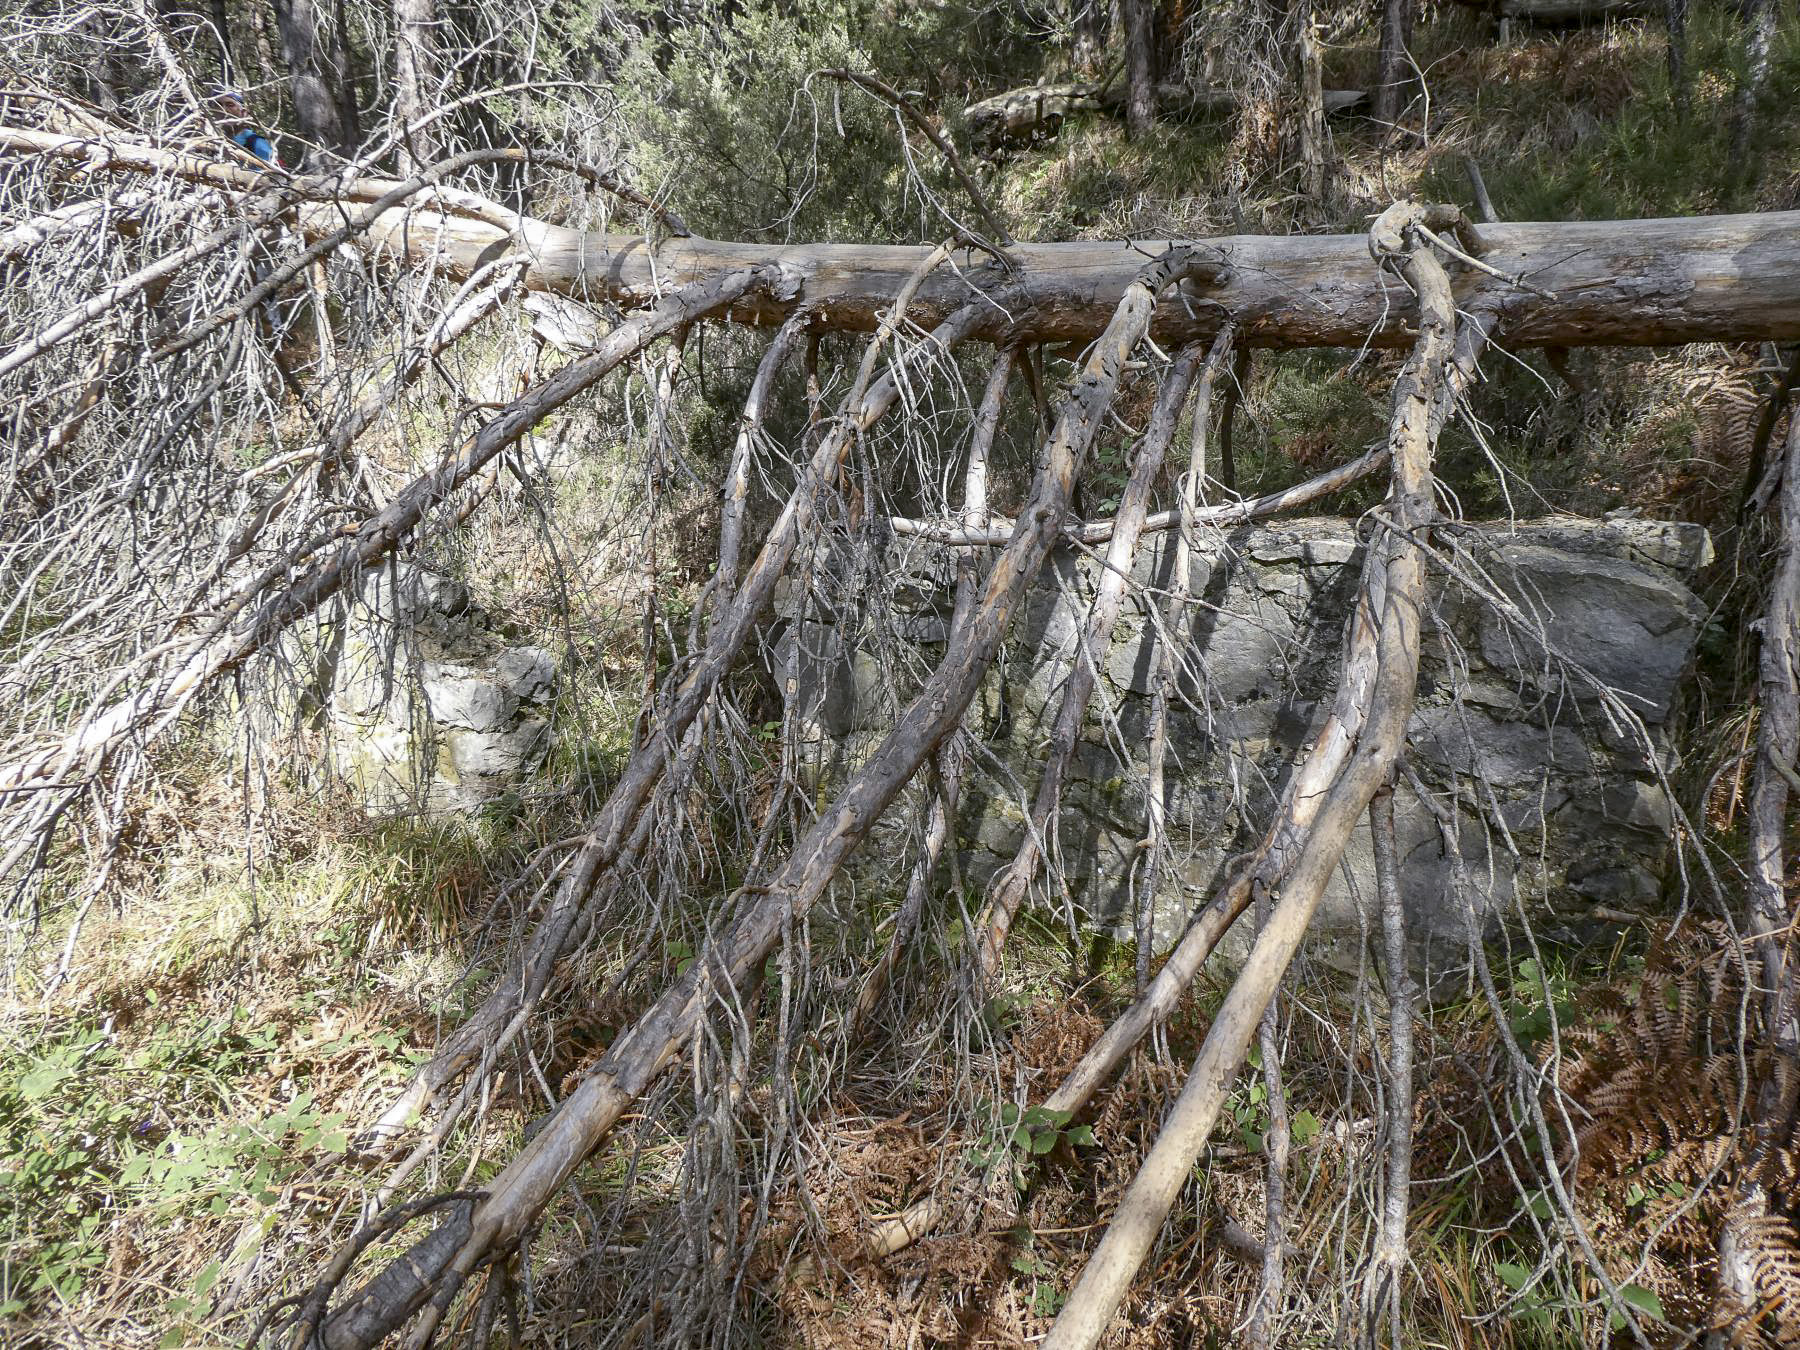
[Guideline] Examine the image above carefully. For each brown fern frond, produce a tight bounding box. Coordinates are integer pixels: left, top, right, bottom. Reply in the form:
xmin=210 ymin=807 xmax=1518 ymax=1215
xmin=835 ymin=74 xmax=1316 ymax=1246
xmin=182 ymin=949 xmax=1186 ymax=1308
xmin=1715 ymin=1204 xmax=1800 ymax=1348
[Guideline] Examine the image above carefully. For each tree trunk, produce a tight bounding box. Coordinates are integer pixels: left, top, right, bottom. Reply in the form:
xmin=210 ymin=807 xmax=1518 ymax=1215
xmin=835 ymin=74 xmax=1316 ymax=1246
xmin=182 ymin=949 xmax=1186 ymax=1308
xmin=1665 ymin=0 xmax=1690 ymax=110
xmin=209 ymin=0 xmax=232 ymax=78
xmin=1748 ymin=408 xmax=1800 ymax=1055
xmin=1124 ymin=0 xmax=1158 ymax=137
xmin=336 ymin=206 xmax=1800 ymax=350
xmin=270 ymin=0 xmax=357 ymax=159
xmin=11 ymin=129 xmax=1800 ymax=350
xmin=1712 ymin=401 xmax=1800 ymax=1345
xmin=1730 ymin=0 xmax=1776 ymax=164
xmin=1072 ymin=0 xmax=1109 ymax=76
xmin=1294 ymin=5 xmax=1326 ymax=203
xmin=1373 ymin=0 xmax=1412 ymax=127
xmin=391 ymin=0 xmax=439 ymax=171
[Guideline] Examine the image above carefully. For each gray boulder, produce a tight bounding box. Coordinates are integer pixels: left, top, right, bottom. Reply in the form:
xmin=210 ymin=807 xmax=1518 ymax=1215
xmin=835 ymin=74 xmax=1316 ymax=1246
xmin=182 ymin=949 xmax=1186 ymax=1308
xmin=779 ymin=516 xmax=1710 ymax=989
xmin=266 ymin=563 xmax=558 ymax=813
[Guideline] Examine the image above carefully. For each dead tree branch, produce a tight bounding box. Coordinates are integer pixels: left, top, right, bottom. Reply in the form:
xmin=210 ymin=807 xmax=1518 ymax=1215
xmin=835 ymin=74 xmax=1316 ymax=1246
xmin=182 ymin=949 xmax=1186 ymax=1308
xmin=1360 ymin=778 xmax=1416 ymax=1344
xmin=1041 ymin=202 xmax=1458 ymax=1349
xmin=360 ymin=253 xmax=989 ymax=1149
xmin=307 ymin=248 xmax=1229 ymax=1350
xmin=817 ymin=68 xmax=1013 ymax=251
xmin=0 ymin=266 xmax=793 ymax=890
xmin=851 ymin=347 xmax=1015 ymax=1036
xmin=973 ymin=337 xmax=1211 ymax=980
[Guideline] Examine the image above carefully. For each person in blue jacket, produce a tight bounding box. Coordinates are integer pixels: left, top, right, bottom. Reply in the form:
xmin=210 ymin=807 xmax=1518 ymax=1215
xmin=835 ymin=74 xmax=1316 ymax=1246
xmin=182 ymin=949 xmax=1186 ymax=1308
xmin=215 ymin=89 xmax=281 ymax=167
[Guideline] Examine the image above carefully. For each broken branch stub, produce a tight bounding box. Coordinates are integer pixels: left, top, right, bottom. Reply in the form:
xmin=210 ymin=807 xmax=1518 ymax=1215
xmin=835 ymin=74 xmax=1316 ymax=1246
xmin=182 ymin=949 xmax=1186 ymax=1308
xmin=312 ymin=248 xmax=1226 ymax=1350
xmin=1041 ymin=204 xmax=1459 ymax=1350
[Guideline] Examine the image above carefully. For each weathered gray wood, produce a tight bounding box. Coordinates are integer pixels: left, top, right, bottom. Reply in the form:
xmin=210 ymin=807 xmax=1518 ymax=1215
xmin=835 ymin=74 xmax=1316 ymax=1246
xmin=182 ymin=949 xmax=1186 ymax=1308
xmin=1039 ymin=305 xmax=1503 ymax=1124
xmin=1043 ymin=203 xmax=1457 ymax=1350
xmin=347 ymin=207 xmax=1800 ymax=350
xmin=359 ymin=266 xmax=993 ymax=1152
xmin=318 ymin=250 xmax=1225 ymax=1350
xmin=1748 ymin=409 xmax=1800 ymax=1046
xmin=975 ymin=341 xmax=1204 ymax=979
xmin=10 ymin=127 xmax=1800 ymax=349
xmin=1134 ymin=329 xmax=1235 ymax=992
xmin=1711 ymin=407 xmax=1800 ymax=1347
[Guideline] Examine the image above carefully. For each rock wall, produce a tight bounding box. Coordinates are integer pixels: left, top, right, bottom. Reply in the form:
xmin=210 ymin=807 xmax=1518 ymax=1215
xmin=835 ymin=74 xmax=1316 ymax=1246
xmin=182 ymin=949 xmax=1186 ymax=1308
xmin=777 ymin=515 xmax=1712 ymax=989
xmin=270 ymin=563 xmax=557 ymax=813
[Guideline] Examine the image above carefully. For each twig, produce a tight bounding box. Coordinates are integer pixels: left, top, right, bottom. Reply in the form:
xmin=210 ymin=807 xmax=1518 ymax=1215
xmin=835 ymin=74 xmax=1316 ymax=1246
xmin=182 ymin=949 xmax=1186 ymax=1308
xmin=817 ymin=67 xmax=1014 ymax=257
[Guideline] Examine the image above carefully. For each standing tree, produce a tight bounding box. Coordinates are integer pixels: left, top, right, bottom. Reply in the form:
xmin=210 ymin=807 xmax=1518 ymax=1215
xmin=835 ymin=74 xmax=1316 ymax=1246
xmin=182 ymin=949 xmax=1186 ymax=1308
xmin=271 ymin=0 xmax=360 ymax=158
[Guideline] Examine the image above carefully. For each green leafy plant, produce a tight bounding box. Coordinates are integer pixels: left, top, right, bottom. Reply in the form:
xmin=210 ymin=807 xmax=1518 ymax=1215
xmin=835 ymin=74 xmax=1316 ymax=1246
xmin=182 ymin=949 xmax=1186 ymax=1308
xmin=1009 ymin=1235 xmax=1068 ymax=1317
xmin=970 ymin=1103 xmax=1096 ymax=1182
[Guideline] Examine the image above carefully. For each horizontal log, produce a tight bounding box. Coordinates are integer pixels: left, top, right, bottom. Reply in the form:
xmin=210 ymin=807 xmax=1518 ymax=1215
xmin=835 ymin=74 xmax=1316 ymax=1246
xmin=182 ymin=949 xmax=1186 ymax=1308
xmin=10 ymin=125 xmax=1800 ymax=349
xmin=352 ymin=207 xmax=1800 ymax=349
xmin=961 ymin=81 xmax=1365 ymax=142
xmin=1453 ymin=0 xmax=1652 ymax=21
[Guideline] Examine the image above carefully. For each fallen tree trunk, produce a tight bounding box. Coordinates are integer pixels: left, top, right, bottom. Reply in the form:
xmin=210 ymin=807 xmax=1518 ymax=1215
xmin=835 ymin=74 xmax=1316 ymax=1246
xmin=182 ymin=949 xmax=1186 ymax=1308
xmin=343 ymin=209 xmax=1800 ymax=349
xmin=1715 ymin=399 xmax=1800 ymax=1342
xmin=960 ymin=81 xmax=1366 ymax=143
xmin=1452 ymin=0 xmax=1653 ymax=21
xmin=7 ymin=126 xmax=1800 ymax=349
